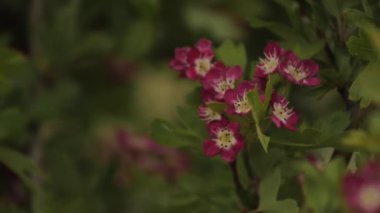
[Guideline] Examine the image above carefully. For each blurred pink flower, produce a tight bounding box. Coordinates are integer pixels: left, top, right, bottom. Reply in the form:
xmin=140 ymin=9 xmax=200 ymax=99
xmin=270 ymin=94 xmax=299 ymax=131
xmin=198 ymin=90 xmax=223 ymax=123
xmin=169 ymin=38 xmax=215 ymax=80
xmin=343 ymin=160 xmax=380 ymax=213
xmin=203 ymin=119 xmax=244 ymax=162
xmin=115 ymin=129 xmax=189 ymax=182
xmin=201 ymin=62 xmax=243 ymax=100
xmin=279 ymin=52 xmax=320 ymax=86
xmin=224 ymin=81 xmax=256 ymax=115
xmin=255 ymin=42 xmax=285 ymax=77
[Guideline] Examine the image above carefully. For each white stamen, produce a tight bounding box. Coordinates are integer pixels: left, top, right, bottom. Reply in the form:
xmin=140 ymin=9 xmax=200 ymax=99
xmin=258 ymin=52 xmax=279 ymax=74
xmin=273 ymin=101 xmax=294 ymax=123
xmin=233 ymin=93 xmax=251 ymax=114
xmin=215 ymin=128 xmax=236 ymax=149
xmin=195 ymin=58 xmax=212 ymax=76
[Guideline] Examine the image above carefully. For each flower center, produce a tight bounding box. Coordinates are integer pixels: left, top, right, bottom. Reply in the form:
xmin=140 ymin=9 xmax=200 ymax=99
xmin=215 ymin=128 xmax=236 ymax=149
xmin=273 ymin=102 xmax=293 ymax=123
xmin=215 ymin=79 xmax=235 ymax=94
xmin=259 ymin=53 xmax=279 ymax=74
xmin=285 ymin=65 xmax=306 ymax=82
xmin=358 ymin=185 xmax=380 ymax=211
xmin=233 ymin=93 xmax=251 ymax=114
xmin=195 ymin=58 xmax=212 ymax=76
xmin=203 ymin=107 xmax=221 ymax=122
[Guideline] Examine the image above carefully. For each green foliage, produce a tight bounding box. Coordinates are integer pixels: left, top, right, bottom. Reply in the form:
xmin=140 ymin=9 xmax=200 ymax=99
xmin=151 ymin=106 xmax=206 ymax=149
xmin=295 ymin=159 xmax=346 ymax=212
xmin=0 ymin=146 xmax=36 ymax=190
xmin=216 ymin=40 xmax=247 ymax=69
xmin=247 ymin=90 xmax=270 ymax=152
xmin=258 ymin=168 xmax=299 ymax=213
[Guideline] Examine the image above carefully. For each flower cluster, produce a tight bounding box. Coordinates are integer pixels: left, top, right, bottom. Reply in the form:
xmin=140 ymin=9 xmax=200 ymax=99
xmin=98 ymin=128 xmax=189 ymax=183
xmin=169 ymin=39 xmax=320 ymax=163
xmin=343 ymin=160 xmax=380 ymax=213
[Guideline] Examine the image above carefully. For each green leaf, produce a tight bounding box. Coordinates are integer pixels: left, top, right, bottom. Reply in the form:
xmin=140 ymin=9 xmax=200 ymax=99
xmin=264 ymin=74 xmax=281 ymax=111
xmin=313 ymin=111 xmax=350 ymax=141
xmin=321 ymin=0 xmax=340 ymax=17
xmin=150 ymin=119 xmax=192 ymax=148
xmin=216 ymin=40 xmax=247 ymax=69
xmin=295 ymin=159 xmax=345 ymax=212
xmin=0 ymin=146 xmax=36 ymax=190
xmin=247 ymin=90 xmax=270 ymax=152
xmin=349 ymin=62 xmax=380 ymax=105
xmin=258 ymin=168 xmax=299 ymax=213
xmin=347 ymin=33 xmax=376 ymax=61
xmin=344 ymin=8 xmax=374 ymax=27
xmin=270 ymin=128 xmax=321 ymax=148
xmin=342 ymin=130 xmax=380 ymax=152
xmin=207 ymin=102 xmax=227 ymax=114
xmin=248 ymin=18 xmax=304 ymax=43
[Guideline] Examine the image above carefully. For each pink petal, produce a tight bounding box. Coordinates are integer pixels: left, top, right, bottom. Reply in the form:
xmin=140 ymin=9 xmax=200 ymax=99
xmin=271 ymin=115 xmax=282 ymax=128
xmin=232 ymin=139 xmax=244 ymax=153
xmin=196 ymin=39 xmax=212 ymax=51
xmin=264 ymin=42 xmax=284 ymax=57
xmin=303 ymin=77 xmax=321 ymax=86
xmin=203 ymin=140 xmax=220 ymax=157
xmin=220 ymin=149 xmax=237 ymax=163
xmin=226 ymin=66 xmax=243 ymax=80
xmin=175 ymin=47 xmax=190 ymax=63
xmin=228 ymin=122 xmax=240 ymax=133
xmin=224 ymin=89 xmax=238 ymax=105
xmin=186 ymin=67 xmax=198 ymax=80
xmin=303 ymin=60 xmax=319 ymax=76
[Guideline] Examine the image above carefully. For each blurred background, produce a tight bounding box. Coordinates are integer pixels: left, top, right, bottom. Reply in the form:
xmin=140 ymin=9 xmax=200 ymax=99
xmin=0 ymin=0 xmax=251 ymax=212
xmin=0 ymin=0 xmax=353 ymax=212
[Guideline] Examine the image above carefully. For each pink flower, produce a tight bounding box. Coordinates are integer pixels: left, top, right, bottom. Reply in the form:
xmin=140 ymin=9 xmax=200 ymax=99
xmin=198 ymin=90 xmax=223 ymax=123
xmin=169 ymin=39 xmax=214 ymax=80
xmin=203 ymin=119 xmax=244 ymax=162
xmin=270 ymin=94 xmax=299 ymax=131
xmin=224 ymin=81 xmax=256 ymax=115
xmin=169 ymin=47 xmax=191 ymax=76
xmin=343 ymin=160 xmax=380 ymax=213
xmin=255 ymin=42 xmax=284 ymax=77
xmin=279 ymin=52 xmax=320 ymax=86
xmin=202 ymin=62 xmax=243 ymax=100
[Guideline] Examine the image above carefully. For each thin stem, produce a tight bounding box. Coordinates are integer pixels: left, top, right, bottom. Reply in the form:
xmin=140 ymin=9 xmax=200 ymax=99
xmin=229 ymin=160 xmax=243 ymax=192
xmin=242 ymin=149 xmax=254 ymax=179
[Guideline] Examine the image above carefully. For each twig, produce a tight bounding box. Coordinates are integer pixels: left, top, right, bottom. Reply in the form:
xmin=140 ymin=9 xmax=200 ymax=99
xmin=230 ymin=160 xmax=243 ymax=192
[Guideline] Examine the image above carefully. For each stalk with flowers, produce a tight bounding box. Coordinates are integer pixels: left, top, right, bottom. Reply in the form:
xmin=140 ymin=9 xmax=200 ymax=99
xmin=148 ymin=1 xmax=380 ymax=212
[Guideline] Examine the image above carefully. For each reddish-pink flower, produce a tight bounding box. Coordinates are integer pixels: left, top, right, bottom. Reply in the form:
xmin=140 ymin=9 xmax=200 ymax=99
xmin=198 ymin=90 xmax=223 ymax=123
xmin=270 ymin=94 xmax=299 ymax=131
xmin=343 ymin=160 xmax=380 ymax=213
xmin=255 ymin=42 xmax=284 ymax=77
xmin=203 ymin=119 xmax=244 ymax=162
xmin=279 ymin=52 xmax=320 ymax=86
xmin=169 ymin=39 xmax=214 ymax=80
xmin=224 ymin=81 xmax=255 ymax=115
xmin=169 ymin=47 xmax=191 ymax=75
xmin=202 ymin=62 xmax=243 ymax=100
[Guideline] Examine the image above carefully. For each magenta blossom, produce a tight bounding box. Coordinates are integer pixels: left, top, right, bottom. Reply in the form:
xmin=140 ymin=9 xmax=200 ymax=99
xmin=224 ymin=81 xmax=256 ymax=115
xmin=255 ymin=42 xmax=285 ymax=77
xmin=169 ymin=47 xmax=191 ymax=75
xmin=169 ymin=38 xmax=214 ymax=80
xmin=343 ymin=160 xmax=380 ymax=213
xmin=270 ymin=94 xmax=299 ymax=131
xmin=203 ymin=119 xmax=244 ymax=162
xmin=202 ymin=62 xmax=243 ymax=100
xmin=198 ymin=90 xmax=223 ymax=123
xmin=279 ymin=52 xmax=320 ymax=86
